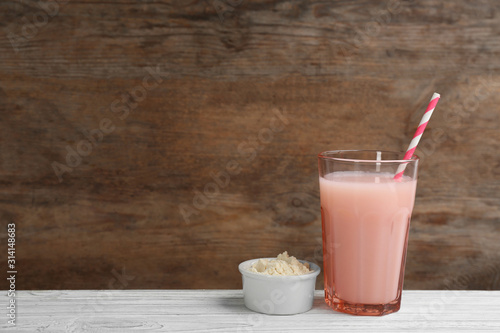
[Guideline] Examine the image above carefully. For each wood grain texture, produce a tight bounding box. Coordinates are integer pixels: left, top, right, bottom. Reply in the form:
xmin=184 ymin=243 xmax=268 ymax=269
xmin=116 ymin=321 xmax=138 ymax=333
xmin=1 ymin=290 xmax=500 ymax=332
xmin=0 ymin=0 xmax=499 ymax=290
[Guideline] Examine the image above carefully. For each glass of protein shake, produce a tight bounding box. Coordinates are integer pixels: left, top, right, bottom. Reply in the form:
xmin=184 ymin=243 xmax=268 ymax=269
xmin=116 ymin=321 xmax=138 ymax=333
xmin=318 ymin=150 xmax=418 ymax=316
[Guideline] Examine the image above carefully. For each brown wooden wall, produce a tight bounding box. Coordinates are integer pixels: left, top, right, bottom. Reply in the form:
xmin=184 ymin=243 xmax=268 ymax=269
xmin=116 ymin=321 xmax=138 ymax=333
xmin=1 ymin=0 xmax=499 ymax=290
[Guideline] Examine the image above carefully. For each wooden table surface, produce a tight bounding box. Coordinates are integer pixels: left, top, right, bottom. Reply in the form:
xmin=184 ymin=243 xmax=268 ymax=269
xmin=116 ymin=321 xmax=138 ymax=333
xmin=2 ymin=290 xmax=499 ymax=332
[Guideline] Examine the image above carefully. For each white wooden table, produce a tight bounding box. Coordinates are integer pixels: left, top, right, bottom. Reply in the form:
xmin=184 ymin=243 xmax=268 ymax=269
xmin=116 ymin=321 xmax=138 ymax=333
xmin=2 ymin=290 xmax=499 ymax=332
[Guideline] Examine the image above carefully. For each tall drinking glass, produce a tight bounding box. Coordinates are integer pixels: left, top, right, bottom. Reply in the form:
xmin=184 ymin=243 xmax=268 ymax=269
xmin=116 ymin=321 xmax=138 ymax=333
xmin=318 ymin=150 xmax=419 ymax=316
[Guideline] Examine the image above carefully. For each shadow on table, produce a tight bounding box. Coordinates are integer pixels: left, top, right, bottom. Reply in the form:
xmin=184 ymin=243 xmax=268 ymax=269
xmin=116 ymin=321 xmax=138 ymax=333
xmin=215 ymin=294 xmax=248 ymax=313
xmin=216 ymin=294 xmax=337 ymax=315
xmin=312 ymin=295 xmax=333 ymax=311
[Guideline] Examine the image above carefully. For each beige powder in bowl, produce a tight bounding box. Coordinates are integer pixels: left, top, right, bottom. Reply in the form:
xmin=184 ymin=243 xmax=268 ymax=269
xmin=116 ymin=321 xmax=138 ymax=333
xmin=249 ymin=251 xmax=311 ymax=276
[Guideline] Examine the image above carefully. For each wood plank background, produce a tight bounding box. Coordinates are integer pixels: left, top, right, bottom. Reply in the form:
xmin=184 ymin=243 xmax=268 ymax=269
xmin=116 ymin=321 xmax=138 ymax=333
xmin=0 ymin=0 xmax=499 ymax=290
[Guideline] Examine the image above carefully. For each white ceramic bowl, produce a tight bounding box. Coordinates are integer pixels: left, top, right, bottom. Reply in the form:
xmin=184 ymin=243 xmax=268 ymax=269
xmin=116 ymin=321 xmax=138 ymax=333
xmin=238 ymin=258 xmax=321 ymax=315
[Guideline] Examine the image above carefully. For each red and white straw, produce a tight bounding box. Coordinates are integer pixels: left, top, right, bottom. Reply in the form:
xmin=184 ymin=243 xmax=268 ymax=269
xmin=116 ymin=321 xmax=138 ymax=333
xmin=394 ymin=92 xmax=441 ymax=180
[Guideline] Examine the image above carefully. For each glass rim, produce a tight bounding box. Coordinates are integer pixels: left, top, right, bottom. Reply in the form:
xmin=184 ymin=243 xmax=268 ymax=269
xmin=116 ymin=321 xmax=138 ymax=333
xmin=318 ymin=149 xmax=419 ymax=163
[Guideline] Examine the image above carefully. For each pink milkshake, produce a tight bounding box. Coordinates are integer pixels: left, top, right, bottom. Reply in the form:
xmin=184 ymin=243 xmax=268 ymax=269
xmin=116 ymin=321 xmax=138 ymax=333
xmin=318 ymin=150 xmax=419 ymax=316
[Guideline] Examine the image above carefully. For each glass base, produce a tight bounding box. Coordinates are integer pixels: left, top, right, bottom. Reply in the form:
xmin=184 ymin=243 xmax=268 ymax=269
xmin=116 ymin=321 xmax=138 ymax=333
xmin=325 ymin=291 xmax=401 ymax=316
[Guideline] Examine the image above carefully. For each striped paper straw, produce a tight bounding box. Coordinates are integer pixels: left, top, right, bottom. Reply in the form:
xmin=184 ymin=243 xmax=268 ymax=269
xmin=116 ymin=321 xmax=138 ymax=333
xmin=394 ymin=92 xmax=441 ymax=180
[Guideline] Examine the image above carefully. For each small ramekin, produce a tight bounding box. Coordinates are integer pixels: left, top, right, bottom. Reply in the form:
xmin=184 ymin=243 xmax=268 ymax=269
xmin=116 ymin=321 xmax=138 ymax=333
xmin=238 ymin=258 xmax=321 ymax=315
